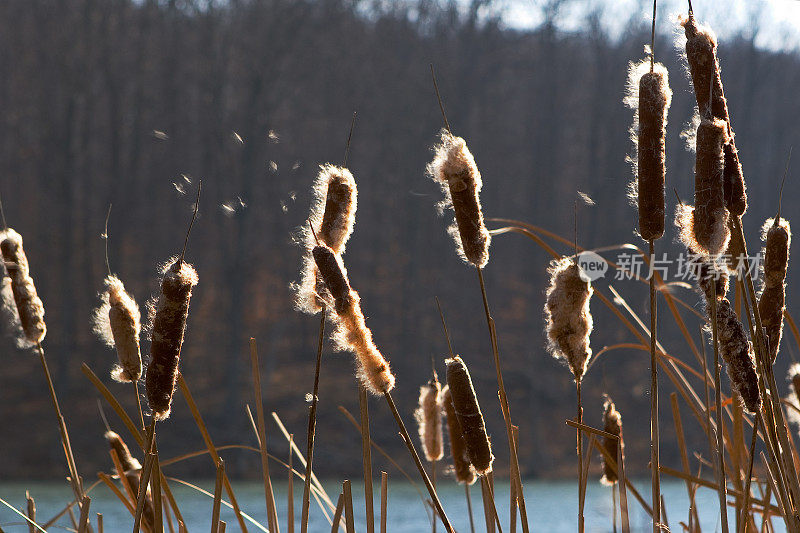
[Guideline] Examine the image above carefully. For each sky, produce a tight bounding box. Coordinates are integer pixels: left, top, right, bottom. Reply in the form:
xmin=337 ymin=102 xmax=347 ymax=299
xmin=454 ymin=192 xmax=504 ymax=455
xmin=502 ymin=0 xmax=800 ymax=52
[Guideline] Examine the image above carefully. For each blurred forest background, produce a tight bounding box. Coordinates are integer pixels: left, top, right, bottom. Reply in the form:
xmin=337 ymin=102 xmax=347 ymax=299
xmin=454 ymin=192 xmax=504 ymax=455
xmin=1 ymin=0 xmax=799 ymax=482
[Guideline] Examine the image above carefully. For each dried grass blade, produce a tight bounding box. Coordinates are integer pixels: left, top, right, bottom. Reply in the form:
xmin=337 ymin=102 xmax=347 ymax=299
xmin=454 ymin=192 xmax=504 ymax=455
xmin=249 ymin=338 xmax=279 ymax=532
xmin=381 ymin=472 xmax=388 ymax=533
xmin=211 ymin=460 xmax=225 ymax=533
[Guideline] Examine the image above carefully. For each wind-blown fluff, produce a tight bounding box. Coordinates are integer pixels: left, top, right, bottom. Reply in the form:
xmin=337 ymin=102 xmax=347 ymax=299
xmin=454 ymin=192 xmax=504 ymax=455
xmin=314 ymin=245 xmax=395 ymax=395
xmin=93 ymin=275 xmax=142 ymax=382
xmin=625 ymin=60 xmax=672 ymax=241
xmin=715 ymin=298 xmax=761 ymax=414
xmin=600 ymin=395 xmax=623 ymax=486
xmin=445 ymin=356 xmax=493 ymax=475
xmin=145 ymin=258 xmax=198 ymax=421
xmin=440 ymin=384 xmax=476 ymax=485
xmin=759 ymin=217 xmax=791 ymax=362
xmin=544 ymin=258 xmax=593 ymax=381
xmin=0 ymin=228 xmax=46 ymax=347
xmin=427 ymin=130 xmax=491 ymax=268
xmin=415 ymin=376 xmax=444 ymax=462
xmin=294 ymin=165 xmax=357 ymax=314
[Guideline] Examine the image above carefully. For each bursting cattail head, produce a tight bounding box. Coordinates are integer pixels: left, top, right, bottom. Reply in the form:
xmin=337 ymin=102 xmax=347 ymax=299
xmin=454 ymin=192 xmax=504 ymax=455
xmin=724 ymin=142 xmax=747 ymax=216
xmin=600 ymin=395 xmax=623 ymax=486
xmin=625 ymin=60 xmax=672 ymax=241
xmin=690 ymin=251 xmax=729 ymax=304
xmin=0 ymin=228 xmax=46 ymax=347
xmin=427 ymin=130 xmax=491 ymax=268
xmin=293 ymin=165 xmax=357 ymax=314
xmin=104 ymin=430 xmax=142 ymax=473
xmin=445 ymin=356 xmax=493 ymax=475
xmin=715 ymin=298 xmax=761 ymax=414
xmin=440 ymin=384 xmax=476 ymax=485
xmin=415 ymin=375 xmax=444 ymax=462
xmin=93 ymin=275 xmax=142 ymax=382
xmin=145 ymin=258 xmax=198 ymax=421
xmin=544 ymin=258 xmax=593 ymax=381
xmin=316 ymin=246 xmax=395 ymax=395
xmin=681 ymin=15 xmax=722 ymax=118
xmin=759 ymin=217 xmax=791 ymax=362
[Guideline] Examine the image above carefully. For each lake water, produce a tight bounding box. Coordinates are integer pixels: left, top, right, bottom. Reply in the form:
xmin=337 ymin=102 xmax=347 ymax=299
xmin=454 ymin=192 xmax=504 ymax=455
xmin=0 ymin=479 xmax=785 ymax=532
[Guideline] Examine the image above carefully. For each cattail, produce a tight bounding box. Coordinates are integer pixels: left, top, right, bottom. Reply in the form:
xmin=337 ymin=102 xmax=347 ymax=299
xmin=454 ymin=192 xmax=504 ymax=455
xmin=427 ymin=130 xmax=490 ymax=268
xmin=682 ymin=15 xmax=747 ymax=215
xmin=0 ymin=228 xmax=45 ymax=347
xmin=758 ymin=217 xmax=791 ymax=362
xmin=145 ymin=258 xmax=198 ymax=421
xmin=691 ymin=252 xmax=729 ymax=304
xmin=715 ymin=298 xmax=761 ymax=414
xmin=625 ymin=60 xmax=672 ymax=241
xmin=440 ymin=385 xmax=476 ymax=485
xmin=104 ymin=430 xmax=142 ymax=473
xmin=600 ymin=395 xmax=623 ymax=486
xmin=723 ymin=221 xmax=746 ymax=274
xmin=314 ymin=245 xmax=395 ymax=395
xmin=445 ymin=356 xmax=493 ymax=475
xmin=93 ymin=276 xmax=142 ymax=382
xmin=415 ymin=375 xmax=444 ymax=463
xmin=544 ymin=258 xmax=593 ymax=382
xmin=294 ymin=165 xmax=357 ymax=314
xmin=677 ymin=118 xmax=729 ymax=256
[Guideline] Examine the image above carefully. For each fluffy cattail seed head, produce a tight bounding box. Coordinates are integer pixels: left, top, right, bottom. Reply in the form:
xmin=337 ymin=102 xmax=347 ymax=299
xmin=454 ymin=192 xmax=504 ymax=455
xmin=715 ymin=298 xmax=761 ymax=414
xmin=104 ymin=430 xmax=142 ymax=472
xmin=440 ymin=384 xmax=476 ymax=485
xmin=759 ymin=217 xmax=791 ymax=362
xmin=691 ymin=252 xmax=729 ymax=304
xmin=416 ymin=376 xmax=444 ymax=462
xmin=427 ymin=131 xmax=491 ymax=268
xmin=544 ymin=258 xmax=593 ymax=381
xmin=93 ymin=276 xmax=142 ymax=382
xmin=625 ymin=60 xmax=672 ymax=241
xmin=445 ymin=356 xmax=493 ymax=475
xmin=145 ymin=258 xmax=198 ymax=421
xmin=0 ymin=228 xmax=46 ymax=346
xmin=724 ymin=142 xmax=747 ymax=216
xmin=687 ymin=118 xmax=729 ymax=256
xmin=312 ymin=245 xmax=352 ymax=313
xmin=600 ymin=395 xmax=623 ymax=486
xmin=294 ymin=165 xmax=357 ymax=314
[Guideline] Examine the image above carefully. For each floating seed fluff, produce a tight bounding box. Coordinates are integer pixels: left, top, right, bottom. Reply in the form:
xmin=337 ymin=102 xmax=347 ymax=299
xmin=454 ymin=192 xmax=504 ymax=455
xmin=625 ymin=60 xmax=672 ymax=241
xmin=416 ymin=376 xmax=444 ymax=462
xmin=445 ymin=356 xmax=493 ymax=475
xmin=600 ymin=395 xmax=622 ymax=486
xmin=440 ymin=385 xmax=476 ymax=485
xmin=544 ymin=258 xmax=593 ymax=381
xmin=145 ymin=258 xmax=198 ymax=420
xmin=759 ymin=217 xmax=791 ymax=362
xmin=0 ymin=228 xmax=46 ymax=346
xmin=93 ymin=275 xmax=142 ymax=382
xmin=295 ymin=165 xmax=357 ymax=314
xmin=313 ymin=244 xmax=395 ymax=394
xmin=427 ymin=131 xmax=491 ymax=268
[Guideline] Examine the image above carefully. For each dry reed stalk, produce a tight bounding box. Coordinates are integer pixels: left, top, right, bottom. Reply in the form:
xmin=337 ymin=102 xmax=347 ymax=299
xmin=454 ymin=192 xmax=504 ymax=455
xmin=380 ymin=471 xmax=388 ymax=533
xmin=709 ymin=285 xmax=731 ymax=533
xmin=93 ymin=275 xmax=142 ymax=383
xmin=249 ymin=338 xmax=279 ymax=533
xmin=288 ymin=434 xmax=295 ymax=533
xmin=313 ymin=243 xmax=396 ymax=394
xmin=427 ymin=131 xmax=490 ymax=268
xmin=294 ymin=165 xmax=357 ymax=314
xmin=758 ymin=217 xmax=791 ymax=363
xmin=97 ymin=513 xmax=103 ymax=533
xmin=359 ymin=384 xmax=375 ymax=533
xmin=669 ymin=393 xmax=701 ymax=531
xmin=77 ymin=496 xmax=91 ymax=533
xmin=211 ymin=459 xmax=225 ymax=533
xmin=26 ymin=491 xmax=36 ymax=533
xmin=330 ymin=493 xmax=344 ymax=533
xmin=301 ymin=310 xmax=326 ymax=533
xmin=343 ymin=480 xmax=355 ymax=533
xmin=445 ymin=356 xmax=493 ymax=474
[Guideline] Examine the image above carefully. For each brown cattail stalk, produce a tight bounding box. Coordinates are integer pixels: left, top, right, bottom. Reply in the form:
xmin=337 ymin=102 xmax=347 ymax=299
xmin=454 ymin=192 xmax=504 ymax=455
xmin=145 ymin=258 xmax=199 ymax=420
xmin=0 ymin=228 xmax=46 ymax=346
xmin=682 ymin=14 xmax=747 ymax=216
xmin=313 ymin=244 xmax=395 ymax=394
xmin=441 ymin=385 xmax=477 ymax=486
xmin=544 ymin=258 xmax=593 ymax=381
xmin=295 ymin=165 xmax=357 ymax=314
xmin=600 ymin=396 xmax=623 ymax=486
xmin=758 ymin=217 xmax=791 ymax=363
xmin=677 ymin=118 xmax=729 ymax=256
xmin=93 ymin=275 xmax=142 ymax=382
xmin=416 ymin=375 xmax=444 ymax=463
xmin=625 ymin=61 xmax=672 ymax=241
xmin=445 ymin=356 xmax=493 ymax=475
xmin=427 ymin=131 xmax=490 ymax=268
